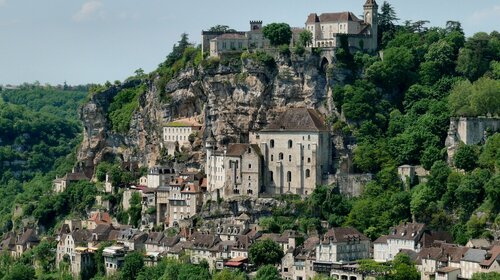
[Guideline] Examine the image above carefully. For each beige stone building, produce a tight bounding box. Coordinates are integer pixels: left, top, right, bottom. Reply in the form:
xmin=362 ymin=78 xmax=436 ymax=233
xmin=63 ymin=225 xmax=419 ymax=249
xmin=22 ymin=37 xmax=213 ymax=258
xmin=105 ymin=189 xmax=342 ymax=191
xmin=163 ymin=118 xmax=202 ymax=156
xmin=306 ymin=0 xmax=378 ymax=51
xmin=250 ymin=108 xmax=332 ymax=196
xmin=202 ymin=21 xmax=270 ymax=57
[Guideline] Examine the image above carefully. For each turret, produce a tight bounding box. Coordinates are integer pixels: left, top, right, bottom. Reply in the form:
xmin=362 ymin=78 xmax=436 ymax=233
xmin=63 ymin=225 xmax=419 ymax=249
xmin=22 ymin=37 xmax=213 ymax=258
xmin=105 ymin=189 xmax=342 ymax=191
xmin=364 ymin=0 xmax=378 ymax=48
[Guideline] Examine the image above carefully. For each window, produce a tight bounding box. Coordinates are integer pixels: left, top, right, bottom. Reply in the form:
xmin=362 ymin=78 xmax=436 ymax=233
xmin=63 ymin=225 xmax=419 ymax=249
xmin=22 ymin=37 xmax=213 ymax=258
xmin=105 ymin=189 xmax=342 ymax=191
xmin=271 ymin=155 xmax=274 ymax=161
xmin=287 ymin=171 xmax=292 ymax=182
xmin=307 ymin=158 xmax=311 ymax=163
xmin=306 ymin=169 xmax=310 ymax=178
xmin=279 ymin=153 xmax=284 ymax=160
xmin=248 ymin=148 xmax=251 ymax=153
xmin=308 ymin=135 xmax=311 ymax=140
xmin=289 ymin=155 xmax=292 ymax=162
xmin=288 ymin=140 xmax=293 ymax=148
xmin=269 ymin=171 xmax=273 ymax=182
xmin=308 ymin=144 xmax=310 ymax=150
xmin=248 ymin=164 xmax=252 ymax=169
xmin=270 ymin=140 xmax=275 ymax=148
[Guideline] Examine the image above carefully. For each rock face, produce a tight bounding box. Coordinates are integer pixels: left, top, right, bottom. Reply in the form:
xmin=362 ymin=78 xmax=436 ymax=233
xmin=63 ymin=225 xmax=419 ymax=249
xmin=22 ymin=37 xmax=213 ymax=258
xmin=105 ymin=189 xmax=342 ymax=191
xmin=77 ymin=54 xmax=332 ymax=176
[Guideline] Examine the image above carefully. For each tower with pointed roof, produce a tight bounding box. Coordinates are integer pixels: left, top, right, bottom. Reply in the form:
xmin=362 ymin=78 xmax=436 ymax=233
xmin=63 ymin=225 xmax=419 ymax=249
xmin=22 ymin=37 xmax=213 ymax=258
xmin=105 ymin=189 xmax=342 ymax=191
xmin=364 ymin=0 xmax=378 ymax=49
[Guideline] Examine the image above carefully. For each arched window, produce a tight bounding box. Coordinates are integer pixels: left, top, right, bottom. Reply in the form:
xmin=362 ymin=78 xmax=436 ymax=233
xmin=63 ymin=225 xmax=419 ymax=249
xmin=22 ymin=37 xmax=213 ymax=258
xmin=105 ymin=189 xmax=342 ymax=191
xmin=305 ymin=169 xmax=311 ymax=178
xmin=279 ymin=153 xmax=284 ymax=160
xmin=248 ymin=164 xmax=252 ymax=169
xmin=270 ymin=140 xmax=275 ymax=148
xmin=288 ymin=140 xmax=293 ymax=148
xmin=307 ymin=158 xmax=311 ymax=163
xmin=287 ymin=171 xmax=292 ymax=182
xmin=289 ymin=155 xmax=292 ymax=162
xmin=308 ymin=135 xmax=311 ymax=140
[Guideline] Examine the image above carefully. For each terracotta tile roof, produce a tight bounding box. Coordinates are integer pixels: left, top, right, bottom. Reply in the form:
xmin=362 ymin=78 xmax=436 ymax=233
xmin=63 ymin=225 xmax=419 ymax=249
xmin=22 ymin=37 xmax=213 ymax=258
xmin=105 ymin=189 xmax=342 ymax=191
xmin=481 ymin=245 xmax=500 ymax=267
xmin=262 ymin=108 xmax=328 ymax=132
xmin=436 ymin=266 xmax=460 ymax=273
xmin=321 ymin=227 xmax=369 ymax=244
xmin=165 ymin=117 xmax=202 ymax=127
xmin=181 ymin=183 xmax=200 ymax=194
xmin=89 ymin=212 xmax=112 ymax=225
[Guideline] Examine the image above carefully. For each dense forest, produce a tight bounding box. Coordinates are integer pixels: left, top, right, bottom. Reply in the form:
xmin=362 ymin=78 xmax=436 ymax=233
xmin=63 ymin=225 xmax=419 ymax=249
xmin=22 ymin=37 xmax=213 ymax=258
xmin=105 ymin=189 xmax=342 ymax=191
xmin=0 ymin=84 xmax=87 ymax=232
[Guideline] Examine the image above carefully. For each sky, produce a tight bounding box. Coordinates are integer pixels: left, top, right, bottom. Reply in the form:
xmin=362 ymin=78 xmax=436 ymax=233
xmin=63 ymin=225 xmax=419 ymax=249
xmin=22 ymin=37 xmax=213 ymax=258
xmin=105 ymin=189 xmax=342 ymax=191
xmin=0 ymin=0 xmax=498 ymax=86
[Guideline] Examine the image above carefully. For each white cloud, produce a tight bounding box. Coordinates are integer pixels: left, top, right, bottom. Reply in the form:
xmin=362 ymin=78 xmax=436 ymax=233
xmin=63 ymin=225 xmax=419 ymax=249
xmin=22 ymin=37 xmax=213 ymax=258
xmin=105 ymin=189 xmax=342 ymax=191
xmin=469 ymin=5 xmax=500 ymax=24
xmin=73 ymin=0 xmax=103 ymax=22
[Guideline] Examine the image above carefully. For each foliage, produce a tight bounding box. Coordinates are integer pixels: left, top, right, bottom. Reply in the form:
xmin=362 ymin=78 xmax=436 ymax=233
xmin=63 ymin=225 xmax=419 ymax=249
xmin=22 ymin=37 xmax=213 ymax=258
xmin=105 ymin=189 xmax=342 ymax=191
xmin=249 ymin=239 xmax=284 ymax=267
xmin=108 ymin=84 xmax=145 ymax=133
xmin=297 ymin=30 xmax=313 ymax=47
xmin=120 ymin=252 xmax=144 ymax=280
xmin=2 ymin=263 xmax=36 ymax=280
xmin=448 ymin=77 xmax=500 ymax=117
xmin=128 ymin=192 xmax=142 ymax=227
xmin=212 ymin=269 xmax=247 ymax=280
xmin=262 ymin=23 xmax=292 ymax=46
xmin=471 ymin=272 xmax=500 ymax=280
xmin=241 ymin=51 xmax=276 ymax=69
xmin=454 ymin=144 xmax=479 ymax=171
xmin=254 ymin=265 xmax=281 ymax=280
xmin=207 ymin=25 xmax=236 ymax=33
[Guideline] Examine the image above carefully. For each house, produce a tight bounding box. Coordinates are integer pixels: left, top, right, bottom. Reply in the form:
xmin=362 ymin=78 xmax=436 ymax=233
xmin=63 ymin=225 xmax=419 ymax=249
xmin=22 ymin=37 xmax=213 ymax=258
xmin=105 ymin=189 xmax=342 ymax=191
xmin=215 ymin=223 xmax=250 ymax=241
xmin=374 ymin=222 xmax=426 ymax=262
xmin=0 ymin=232 xmax=16 ymax=257
xmin=305 ymin=0 xmax=378 ymax=51
xmin=163 ymin=117 xmax=202 ymax=156
xmin=188 ymin=232 xmax=222 ymax=270
xmin=14 ymin=228 xmax=40 ymax=258
xmin=102 ymin=246 xmax=126 ymax=275
xmin=56 ymin=229 xmax=92 ymax=269
xmin=117 ymin=228 xmax=148 ymax=251
xmin=52 ymin=172 xmax=89 ymax=193
xmin=167 ymin=180 xmax=203 ymax=226
xmin=418 ymin=243 xmax=469 ymax=280
xmin=86 ymin=211 xmax=112 ymax=230
xmin=292 ymin=236 xmax=319 ymax=280
xmin=314 ymin=227 xmax=370 ymax=273
xmin=147 ymin=166 xmax=176 ymax=189
xmin=249 ymin=107 xmax=332 ymax=196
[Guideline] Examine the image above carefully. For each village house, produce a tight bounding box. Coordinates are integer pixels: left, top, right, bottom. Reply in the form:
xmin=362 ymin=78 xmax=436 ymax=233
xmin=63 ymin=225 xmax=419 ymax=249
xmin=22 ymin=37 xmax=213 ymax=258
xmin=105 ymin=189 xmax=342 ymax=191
xmin=291 ymin=236 xmax=320 ymax=280
xmin=188 ymin=232 xmax=222 ymax=270
xmin=314 ymin=227 xmax=370 ymax=273
xmin=117 ymin=228 xmax=148 ymax=252
xmin=52 ymin=171 xmax=89 ymax=193
xmin=56 ymin=229 xmax=92 ymax=269
xmin=14 ymin=228 xmax=40 ymax=258
xmin=102 ymin=245 xmax=126 ymax=276
xmin=306 ymin=0 xmax=378 ymax=51
xmin=163 ymin=117 xmax=202 ymax=156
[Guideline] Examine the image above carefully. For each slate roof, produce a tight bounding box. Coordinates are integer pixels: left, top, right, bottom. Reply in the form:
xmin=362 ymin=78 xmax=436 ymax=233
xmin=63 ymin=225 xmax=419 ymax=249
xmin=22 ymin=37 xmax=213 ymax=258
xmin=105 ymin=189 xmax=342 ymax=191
xmin=387 ymin=222 xmax=425 ymax=241
xmin=225 ymin=143 xmax=262 ymax=157
xmin=261 ymin=108 xmax=328 ymax=132
xmin=16 ymin=229 xmax=39 ymax=245
xmin=462 ymin=248 xmax=487 ymax=263
xmin=321 ymin=227 xmax=369 ymax=244
xmin=306 ymin=12 xmax=361 ymax=24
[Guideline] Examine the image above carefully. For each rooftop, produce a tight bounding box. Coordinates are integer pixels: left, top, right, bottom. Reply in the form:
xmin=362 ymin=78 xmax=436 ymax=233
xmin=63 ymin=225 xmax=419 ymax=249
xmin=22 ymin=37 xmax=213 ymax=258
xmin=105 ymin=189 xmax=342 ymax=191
xmin=261 ymin=108 xmax=328 ymax=133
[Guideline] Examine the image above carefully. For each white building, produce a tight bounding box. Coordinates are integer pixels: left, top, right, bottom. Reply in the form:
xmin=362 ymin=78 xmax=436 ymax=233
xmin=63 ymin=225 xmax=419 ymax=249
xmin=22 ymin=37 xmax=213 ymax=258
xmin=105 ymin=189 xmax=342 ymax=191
xmin=163 ymin=118 xmax=202 ymax=156
xmin=373 ymin=222 xmax=426 ymax=262
xmin=305 ymin=0 xmax=378 ymax=51
xmin=315 ymin=227 xmax=370 ymax=267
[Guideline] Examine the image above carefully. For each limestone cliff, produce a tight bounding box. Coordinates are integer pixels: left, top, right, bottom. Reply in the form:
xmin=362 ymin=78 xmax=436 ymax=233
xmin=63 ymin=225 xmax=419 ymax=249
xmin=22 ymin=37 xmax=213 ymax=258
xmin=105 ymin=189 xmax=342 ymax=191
xmin=77 ymin=54 xmax=333 ymax=176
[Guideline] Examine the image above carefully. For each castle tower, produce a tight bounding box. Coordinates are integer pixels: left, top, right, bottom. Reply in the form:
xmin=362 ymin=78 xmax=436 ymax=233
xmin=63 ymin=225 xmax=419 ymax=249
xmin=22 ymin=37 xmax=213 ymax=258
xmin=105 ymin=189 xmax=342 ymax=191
xmin=363 ymin=0 xmax=378 ymax=49
xmin=250 ymin=20 xmax=263 ymax=31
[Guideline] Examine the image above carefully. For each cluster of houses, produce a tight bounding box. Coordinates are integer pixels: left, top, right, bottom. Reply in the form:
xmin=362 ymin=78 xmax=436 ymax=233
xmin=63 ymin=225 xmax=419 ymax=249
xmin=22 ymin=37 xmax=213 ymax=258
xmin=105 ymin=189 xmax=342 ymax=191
xmin=201 ymin=0 xmax=379 ymax=58
xmin=4 ymin=219 xmax=500 ymax=280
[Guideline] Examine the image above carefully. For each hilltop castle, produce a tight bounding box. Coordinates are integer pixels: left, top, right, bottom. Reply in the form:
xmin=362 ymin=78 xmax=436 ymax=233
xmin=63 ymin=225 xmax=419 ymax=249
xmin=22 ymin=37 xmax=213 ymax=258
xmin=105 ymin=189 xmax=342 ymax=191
xmin=201 ymin=0 xmax=378 ymax=57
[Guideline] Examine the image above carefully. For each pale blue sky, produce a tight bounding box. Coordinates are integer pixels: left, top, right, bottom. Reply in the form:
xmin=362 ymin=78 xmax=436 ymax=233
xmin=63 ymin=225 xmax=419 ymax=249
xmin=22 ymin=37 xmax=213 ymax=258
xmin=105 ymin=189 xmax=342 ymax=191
xmin=0 ymin=0 xmax=498 ymax=85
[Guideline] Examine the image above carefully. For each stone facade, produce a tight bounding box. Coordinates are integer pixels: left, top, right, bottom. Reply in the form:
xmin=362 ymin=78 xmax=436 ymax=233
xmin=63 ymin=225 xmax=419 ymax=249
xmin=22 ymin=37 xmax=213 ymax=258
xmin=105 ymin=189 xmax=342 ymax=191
xmin=202 ymin=21 xmax=270 ymax=57
xmin=250 ymin=108 xmax=332 ymax=196
xmin=305 ymin=0 xmax=378 ymax=51
xmin=315 ymin=227 xmax=370 ymax=265
xmin=163 ymin=117 xmax=202 ymax=156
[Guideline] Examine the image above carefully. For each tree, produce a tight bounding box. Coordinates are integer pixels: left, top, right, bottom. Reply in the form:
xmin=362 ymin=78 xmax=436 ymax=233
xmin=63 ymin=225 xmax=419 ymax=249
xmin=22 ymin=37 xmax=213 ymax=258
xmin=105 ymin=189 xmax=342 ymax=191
xmin=255 ymin=265 xmax=281 ymax=280
xmin=249 ymin=239 xmax=284 ymax=267
xmin=262 ymin=23 xmax=292 ymax=46
xmin=207 ymin=25 xmax=236 ymax=33
xmin=297 ymin=30 xmax=313 ymax=47
xmin=378 ymin=1 xmax=399 ymax=47
xmin=471 ymin=272 xmax=500 ymax=280
xmin=33 ymin=240 xmax=56 ymax=273
xmin=121 ymin=252 xmax=144 ymax=280
xmin=454 ymin=144 xmax=479 ymax=171
xmin=3 ymin=263 xmax=36 ymax=280
xmin=212 ymin=269 xmax=247 ymax=280
xmin=391 ymin=253 xmax=420 ymax=280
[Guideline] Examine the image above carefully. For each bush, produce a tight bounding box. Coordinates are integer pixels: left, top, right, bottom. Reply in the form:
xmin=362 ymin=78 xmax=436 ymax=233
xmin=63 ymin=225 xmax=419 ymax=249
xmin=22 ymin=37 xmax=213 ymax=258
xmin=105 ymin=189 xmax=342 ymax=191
xmin=278 ymin=44 xmax=290 ymax=56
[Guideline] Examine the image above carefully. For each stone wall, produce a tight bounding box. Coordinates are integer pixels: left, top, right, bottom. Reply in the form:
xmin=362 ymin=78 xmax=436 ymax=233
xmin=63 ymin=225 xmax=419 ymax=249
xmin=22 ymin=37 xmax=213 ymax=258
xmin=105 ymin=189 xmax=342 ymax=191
xmin=335 ymin=173 xmax=373 ymax=197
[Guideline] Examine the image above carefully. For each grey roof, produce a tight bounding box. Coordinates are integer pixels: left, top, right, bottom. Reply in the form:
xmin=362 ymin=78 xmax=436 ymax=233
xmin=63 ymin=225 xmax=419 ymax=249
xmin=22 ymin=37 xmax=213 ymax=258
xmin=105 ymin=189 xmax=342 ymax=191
xmin=261 ymin=108 xmax=328 ymax=132
xmin=462 ymin=248 xmax=487 ymax=263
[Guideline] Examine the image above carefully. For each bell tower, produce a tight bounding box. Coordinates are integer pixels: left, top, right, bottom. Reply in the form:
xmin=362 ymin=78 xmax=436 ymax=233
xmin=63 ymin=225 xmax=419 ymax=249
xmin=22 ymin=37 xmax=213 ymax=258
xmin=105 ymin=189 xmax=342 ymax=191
xmin=363 ymin=0 xmax=378 ymax=48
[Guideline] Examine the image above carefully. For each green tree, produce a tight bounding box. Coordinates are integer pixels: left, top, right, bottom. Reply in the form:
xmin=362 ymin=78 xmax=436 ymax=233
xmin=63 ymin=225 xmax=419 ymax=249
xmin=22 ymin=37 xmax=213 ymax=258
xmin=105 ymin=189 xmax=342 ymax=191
xmin=391 ymin=253 xmax=420 ymax=280
xmin=212 ymin=269 xmax=247 ymax=280
xmin=255 ymin=265 xmax=281 ymax=280
xmin=2 ymin=263 xmax=36 ymax=280
xmin=378 ymin=1 xmax=399 ymax=47
xmin=249 ymin=239 xmax=284 ymax=267
xmin=262 ymin=23 xmax=292 ymax=46
xmin=297 ymin=30 xmax=313 ymax=47
xmin=33 ymin=240 xmax=56 ymax=273
xmin=472 ymin=272 xmax=500 ymax=280
xmin=121 ymin=252 xmax=144 ymax=280
xmin=207 ymin=25 xmax=236 ymax=33
xmin=454 ymin=144 xmax=479 ymax=171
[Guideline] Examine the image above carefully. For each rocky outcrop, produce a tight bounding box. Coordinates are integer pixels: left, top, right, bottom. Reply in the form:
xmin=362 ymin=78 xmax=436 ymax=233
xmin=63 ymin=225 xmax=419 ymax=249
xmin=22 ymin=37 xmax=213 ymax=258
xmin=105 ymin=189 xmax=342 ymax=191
xmin=77 ymin=54 xmax=332 ymax=176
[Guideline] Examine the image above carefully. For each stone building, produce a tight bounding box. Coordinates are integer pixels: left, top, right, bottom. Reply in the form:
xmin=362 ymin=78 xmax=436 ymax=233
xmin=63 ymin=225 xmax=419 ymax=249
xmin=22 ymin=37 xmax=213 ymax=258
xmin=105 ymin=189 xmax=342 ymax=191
xmin=250 ymin=108 xmax=332 ymax=196
xmin=202 ymin=21 xmax=270 ymax=57
xmin=314 ymin=227 xmax=370 ymax=267
xmin=167 ymin=181 xmax=203 ymax=227
xmin=305 ymin=0 xmax=378 ymax=51
xmin=163 ymin=117 xmax=202 ymax=156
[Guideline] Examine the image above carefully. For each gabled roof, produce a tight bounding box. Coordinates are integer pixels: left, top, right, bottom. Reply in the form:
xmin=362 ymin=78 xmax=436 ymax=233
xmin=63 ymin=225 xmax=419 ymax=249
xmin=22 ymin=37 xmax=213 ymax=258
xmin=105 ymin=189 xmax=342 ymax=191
xmin=225 ymin=144 xmax=262 ymax=157
xmin=481 ymin=245 xmax=500 ymax=267
xmin=261 ymin=108 xmax=328 ymax=132
xmin=306 ymin=12 xmax=361 ymax=24
xmin=16 ymin=229 xmax=39 ymax=245
xmin=387 ymin=222 xmax=425 ymax=241
xmin=321 ymin=227 xmax=369 ymax=244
